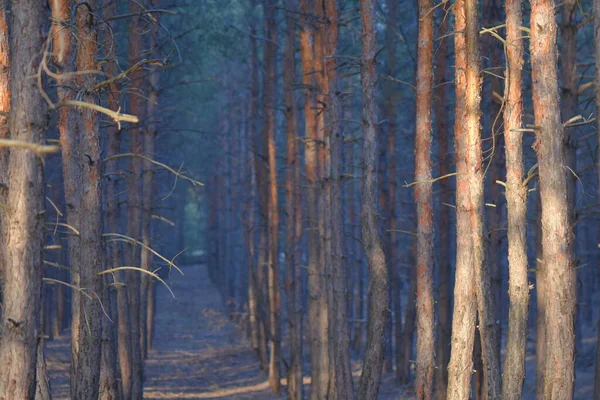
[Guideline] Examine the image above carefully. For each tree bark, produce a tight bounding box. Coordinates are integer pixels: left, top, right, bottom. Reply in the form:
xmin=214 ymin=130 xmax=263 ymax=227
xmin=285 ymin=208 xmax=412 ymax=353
xmin=70 ymin=4 xmax=105 ymax=398
xmin=299 ymin=1 xmax=328 ymax=397
xmin=357 ymin=0 xmax=389 ymax=398
xmin=318 ymin=1 xmax=354 ymax=398
xmin=100 ymin=3 xmax=132 ymax=396
xmin=0 ymin=3 xmax=9 ymax=301
xmin=530 ymin=0 xmax=576 ymax=398
xmin=501 ymin=0 xmax=529 ymax=398
xmin=127 ymin=3 xmax=146 ymax=397
xmin=262 ymin=0 xmax=281 ymax=392
xmin=445 ymin=0 xmax=478 ymax=397
xmin=284 ymin=5 xmax=304 ymax=399
xmin=0 ymin=1 xmax=48 ymax=397
xmin=414 ymin=0 xmax=435 ymax=397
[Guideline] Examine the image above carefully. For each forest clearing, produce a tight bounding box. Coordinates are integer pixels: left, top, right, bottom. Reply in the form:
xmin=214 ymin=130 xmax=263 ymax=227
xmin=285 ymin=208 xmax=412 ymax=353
xmin=1 ymin=0 xmax=600 ymax=399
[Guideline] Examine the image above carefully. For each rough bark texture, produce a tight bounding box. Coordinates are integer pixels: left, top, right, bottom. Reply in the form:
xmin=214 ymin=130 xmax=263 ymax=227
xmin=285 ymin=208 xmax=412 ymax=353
xmin=70 ymin=4 xmax=105 ymax=398
xmin=414 ymin=0 xmax=435 ymax=397
xmin=357 ymin=0 xmax=389 ymax=398
xmin=0 ymin=1 xmax=48 ymax=397
xmin=467 ymin=0 xmax=501 ymax=395
xmin=530 ymin=0 xmax=576 ymax=398
xmin=433 ymin=1 xmax=452 ymax=397
xmin=263 ymin=0 xmax=281 ymax=392
xmin=501 ymin=0 xmax=529 ymax=398
xmin=283 ymin=5 xmax=303 ymax=399
xmin=127 ymin=4 xmax=145 ymax=397
xmin=445 ymin=0 xmax=478 ymax=398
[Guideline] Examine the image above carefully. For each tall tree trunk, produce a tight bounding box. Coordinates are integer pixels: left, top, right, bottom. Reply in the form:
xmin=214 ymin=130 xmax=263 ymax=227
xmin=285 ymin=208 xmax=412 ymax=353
xmin=0 ymin=1 xmax=48 ymax=397
xmin=101 ymin=2 xmax=131 ymax=397
xmin=263 ymin=0 xmax=281 ymax=392
xmin=284 ymin=5 xmax=304 ymax=399
xmin=319 ymin=1 xmax=354 ymax=398
xmin=530 ymin=0 xmax=576 ymax=398
xmin=141 ymin=0 xmax=161 ymax=358
xmin=445 ymin=0 xmax=478 ymax=397
xmin=247 ymin=22 xmax=260 ymax=357
xmin=466 ymin=0 xmax=502 ymax=395
xmin=414 ymin=0 xmax=435 ymax=397
xmin=70 ymin=4 xmax=104 ymax=398
xmin=127 ymin=4 xmax=145 ymax=397
xmin=433 ymin=1 xmax=452 ymax=397
xmin=357 ymin=1 xmax=389 ymax=398
xmin=559 ymin=0 xmax=579 ymax=355
xmin=501 ymin=0 xmax=529 ymax=398
xmin=299 ymin=0 xmax=328 ymax=397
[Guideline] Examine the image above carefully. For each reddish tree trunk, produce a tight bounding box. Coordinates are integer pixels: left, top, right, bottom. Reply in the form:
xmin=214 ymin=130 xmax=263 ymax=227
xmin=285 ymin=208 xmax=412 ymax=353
xmin=501 ymin=0 xmax=529 ymax=398
xmin=414 ymin=0 xmax=435 ymax=397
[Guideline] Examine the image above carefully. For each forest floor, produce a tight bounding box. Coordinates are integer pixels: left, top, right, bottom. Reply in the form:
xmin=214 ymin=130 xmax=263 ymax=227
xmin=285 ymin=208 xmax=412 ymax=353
xmin=45 ymin=263 xmax=595 ymax=399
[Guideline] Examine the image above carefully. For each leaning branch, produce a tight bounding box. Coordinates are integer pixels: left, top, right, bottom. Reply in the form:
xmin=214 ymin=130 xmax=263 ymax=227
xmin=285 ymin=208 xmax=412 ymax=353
xmin=103 ymin=153 xmax=203 ymax=186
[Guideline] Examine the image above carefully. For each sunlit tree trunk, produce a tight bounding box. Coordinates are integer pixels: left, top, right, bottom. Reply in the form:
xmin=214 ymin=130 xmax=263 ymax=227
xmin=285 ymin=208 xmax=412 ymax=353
xmin=414 ymin=0 xmax=435 ymax=397
xmin=0 ymin=0 xmax=48 ymax=397
xmin=357 ymin=0 xmax=389 ymax=398
xmin=530 ymin=0 xmax=576 ymax=398
xmin=501 ymin=0 xmax=529 ymax=398
xmin=284 ymin=4 xmax=304 ymax=399
xmin=446 ymin=0 xmax=478 ymax=397
xmin=433 ymin=1 xmax=452 ymax=397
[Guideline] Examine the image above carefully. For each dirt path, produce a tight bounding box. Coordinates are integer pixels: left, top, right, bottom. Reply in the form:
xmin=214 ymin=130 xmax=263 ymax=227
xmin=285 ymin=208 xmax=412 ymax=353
xmin=47 ymin=264 xmax=283 ymax=399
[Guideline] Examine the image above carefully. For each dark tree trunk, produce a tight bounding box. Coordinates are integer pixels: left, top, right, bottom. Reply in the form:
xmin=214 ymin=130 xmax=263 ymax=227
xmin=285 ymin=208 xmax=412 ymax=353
xmin=357 ymin=1 xmax=389 ymax=398
xmin=284 ymin=5 xmax=304 ymax=399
